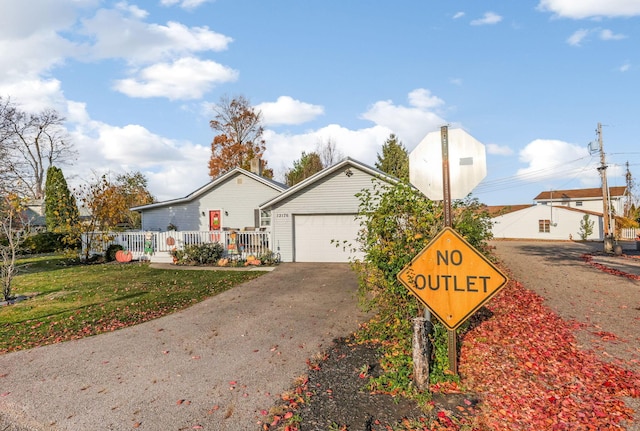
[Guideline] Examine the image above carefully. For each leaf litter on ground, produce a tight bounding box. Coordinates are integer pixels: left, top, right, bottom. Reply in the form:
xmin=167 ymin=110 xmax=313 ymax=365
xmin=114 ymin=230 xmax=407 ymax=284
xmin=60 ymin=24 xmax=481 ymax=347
xmin=267 ymin=270 xmax=640 ymax=431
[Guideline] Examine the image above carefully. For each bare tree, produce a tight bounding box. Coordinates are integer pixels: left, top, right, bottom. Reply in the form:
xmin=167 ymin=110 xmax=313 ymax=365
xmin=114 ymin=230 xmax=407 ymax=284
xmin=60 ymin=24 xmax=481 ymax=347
xmin=1 ymin=195 xmax=29 ymax=301
xmin=316 ymin=138 xmax=343 ymax=168
xmin=0 ymin=96 xmax=75 ymax=200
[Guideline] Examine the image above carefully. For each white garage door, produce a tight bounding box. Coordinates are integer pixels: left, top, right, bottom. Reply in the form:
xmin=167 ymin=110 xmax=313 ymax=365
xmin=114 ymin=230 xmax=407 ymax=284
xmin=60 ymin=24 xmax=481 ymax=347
xmin=294 ymin=214 xmax=364 ymax=262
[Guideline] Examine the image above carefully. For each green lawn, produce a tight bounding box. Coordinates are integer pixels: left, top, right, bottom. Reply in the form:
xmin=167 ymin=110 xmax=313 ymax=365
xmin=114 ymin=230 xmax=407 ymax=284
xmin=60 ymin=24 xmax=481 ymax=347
xmin=0 ymin=255 xmax=264 ymax=353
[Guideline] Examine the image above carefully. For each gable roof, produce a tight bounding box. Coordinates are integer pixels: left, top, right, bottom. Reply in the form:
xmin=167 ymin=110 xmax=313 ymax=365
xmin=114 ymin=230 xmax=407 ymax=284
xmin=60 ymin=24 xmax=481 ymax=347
xmin=259 ymin=157 xmax=398 ymax=209
xmin=490 ymin=203 xmax=604 ymax=219
xmin=131 ymin=167 xmax=287 ymax=212
xmin=485 ymin=204 xmax=533 ymax=217
xmin=534 ymin=186 xmax=627 ymax=201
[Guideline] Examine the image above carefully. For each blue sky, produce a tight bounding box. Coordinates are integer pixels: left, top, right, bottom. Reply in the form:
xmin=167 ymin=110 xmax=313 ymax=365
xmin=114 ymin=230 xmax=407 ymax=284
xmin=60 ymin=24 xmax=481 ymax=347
xmin=1 ymin=0 xmax=639 ymax=205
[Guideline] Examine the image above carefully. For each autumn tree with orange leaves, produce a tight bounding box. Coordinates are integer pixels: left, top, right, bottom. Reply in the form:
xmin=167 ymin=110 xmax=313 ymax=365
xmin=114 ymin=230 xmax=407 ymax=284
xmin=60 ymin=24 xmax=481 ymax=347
xmin=73 ymin=172 xmax=154 ymax=261
xmin=208 ymin=95 xmax=272 ymax=178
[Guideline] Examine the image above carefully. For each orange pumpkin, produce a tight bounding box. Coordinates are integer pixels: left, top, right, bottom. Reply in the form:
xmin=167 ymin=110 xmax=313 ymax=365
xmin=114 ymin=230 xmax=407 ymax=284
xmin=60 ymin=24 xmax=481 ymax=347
xmin=115 ymin=250 xmax=133 ymax=263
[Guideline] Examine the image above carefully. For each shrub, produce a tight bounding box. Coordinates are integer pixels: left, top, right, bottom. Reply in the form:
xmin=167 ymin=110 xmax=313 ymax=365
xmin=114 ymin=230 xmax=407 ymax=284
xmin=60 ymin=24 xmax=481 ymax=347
xmin=257 ymin=249 xmax=280 ymax=265
xmin=20 ymin=232 xmax=68 ymax=254
xmin=105 ymin=244 xmax=124 ymax=262
xmin=173 ymin=242 xmax=225 ymax=265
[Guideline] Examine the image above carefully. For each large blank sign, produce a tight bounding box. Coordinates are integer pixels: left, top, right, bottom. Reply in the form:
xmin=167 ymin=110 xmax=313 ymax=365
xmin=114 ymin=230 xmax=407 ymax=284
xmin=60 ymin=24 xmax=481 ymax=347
xmin=409 ymin=128 xmax=487 ymax=200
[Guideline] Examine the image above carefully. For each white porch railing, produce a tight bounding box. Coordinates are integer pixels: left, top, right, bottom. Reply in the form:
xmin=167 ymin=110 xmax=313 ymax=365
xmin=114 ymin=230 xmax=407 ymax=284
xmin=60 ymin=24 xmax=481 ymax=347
xmin=82 ymin=230 xmax=272 ymax=262
xmin=620 ymin=227 xmax=639 ymax=240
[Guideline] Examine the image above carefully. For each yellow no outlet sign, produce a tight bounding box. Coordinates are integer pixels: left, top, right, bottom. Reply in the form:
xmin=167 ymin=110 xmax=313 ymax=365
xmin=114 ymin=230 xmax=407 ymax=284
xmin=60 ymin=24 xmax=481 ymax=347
xmin=397 ymin=227 xmax=508 ymax=330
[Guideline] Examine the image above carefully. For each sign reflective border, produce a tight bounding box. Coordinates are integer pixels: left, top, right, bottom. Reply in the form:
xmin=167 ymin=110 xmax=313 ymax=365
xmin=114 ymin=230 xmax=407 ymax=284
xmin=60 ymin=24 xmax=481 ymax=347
xmin=397 ymin=227 xmax=508 ymax=330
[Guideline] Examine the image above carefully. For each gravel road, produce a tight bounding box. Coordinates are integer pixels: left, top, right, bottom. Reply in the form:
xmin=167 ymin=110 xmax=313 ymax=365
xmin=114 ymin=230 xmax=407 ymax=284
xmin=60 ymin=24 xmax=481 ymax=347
xmin=0 ymin=263 xmax=370 ymax=431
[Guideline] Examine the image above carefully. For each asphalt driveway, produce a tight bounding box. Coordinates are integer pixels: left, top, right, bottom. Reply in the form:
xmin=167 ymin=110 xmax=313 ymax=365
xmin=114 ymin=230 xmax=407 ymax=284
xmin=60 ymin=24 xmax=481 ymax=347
xmin=0 ymin=263 xmax=370 ymax=431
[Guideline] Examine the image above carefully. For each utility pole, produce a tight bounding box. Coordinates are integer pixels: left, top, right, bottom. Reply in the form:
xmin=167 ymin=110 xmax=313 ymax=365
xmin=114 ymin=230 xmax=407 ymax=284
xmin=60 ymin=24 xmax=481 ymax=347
xmin=625 ymin=161 xmax=633 ymax=217
xmin=596 ymin=123 xmax=613 ymax=252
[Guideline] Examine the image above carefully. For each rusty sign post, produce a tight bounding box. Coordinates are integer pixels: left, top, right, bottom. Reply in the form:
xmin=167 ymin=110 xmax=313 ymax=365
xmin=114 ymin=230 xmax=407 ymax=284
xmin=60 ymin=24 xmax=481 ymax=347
xmin=439 ymin=126 xmax=458 ymax=373
xmin=404 ymin=125 xmax=507 ymax=376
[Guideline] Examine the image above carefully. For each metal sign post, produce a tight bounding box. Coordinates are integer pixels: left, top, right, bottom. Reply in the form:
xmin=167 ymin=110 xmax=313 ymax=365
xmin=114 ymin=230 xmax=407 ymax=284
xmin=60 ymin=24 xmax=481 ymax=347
xmin=440 ymin=126 xmax=458 ymax=374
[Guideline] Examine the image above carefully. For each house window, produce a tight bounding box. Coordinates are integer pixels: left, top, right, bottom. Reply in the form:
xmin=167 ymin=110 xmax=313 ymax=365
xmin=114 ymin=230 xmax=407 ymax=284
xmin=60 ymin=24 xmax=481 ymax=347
xmin=260 ymin=210 xmax=271 ymax=227
xmin=538 ymin=219 xmax=551 ymax=233
xmin=575 ymin=201 xmax=583 ymax=207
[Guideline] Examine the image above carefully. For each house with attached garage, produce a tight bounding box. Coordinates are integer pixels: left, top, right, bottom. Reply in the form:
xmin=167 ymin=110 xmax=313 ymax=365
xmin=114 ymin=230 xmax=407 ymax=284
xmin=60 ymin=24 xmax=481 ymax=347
xmin=489 ymin=186 xmax=630 ymax=241
xmin=122 ymin=158 xmax=396 ymax=263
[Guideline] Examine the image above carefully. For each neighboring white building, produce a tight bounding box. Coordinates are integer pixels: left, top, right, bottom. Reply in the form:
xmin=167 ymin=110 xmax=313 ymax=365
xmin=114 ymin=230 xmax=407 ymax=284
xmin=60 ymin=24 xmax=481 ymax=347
xmin=533 ymin=186 xmax=627 ymax=215
xmin=490 ymin=204 xmax=603 ymax=240
xmin=490 ymin=186 xmax=628 ymax=240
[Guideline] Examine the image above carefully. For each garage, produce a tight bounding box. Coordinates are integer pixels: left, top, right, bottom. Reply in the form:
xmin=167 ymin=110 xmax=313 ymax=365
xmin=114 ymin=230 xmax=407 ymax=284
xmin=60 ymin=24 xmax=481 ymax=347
xmin=294 ymin=214 xmax=365 ymax=262
xmin=260 ymin=159 xmax=396 ymax=262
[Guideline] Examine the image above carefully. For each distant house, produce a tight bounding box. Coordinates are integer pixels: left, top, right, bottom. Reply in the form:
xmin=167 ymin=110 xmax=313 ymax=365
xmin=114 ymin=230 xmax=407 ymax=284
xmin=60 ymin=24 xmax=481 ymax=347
xmin=131 ymin=167 xmax=287 ymax=232
xmin=23 ymin=199 xmax=46 ymax=228
xmin=533 ymin=186 xmax=627 ymax=215
xmin=489 ymin=204 xmax=603 ymax=240
xmin=490 ymin=186 xmax=628 ymax=240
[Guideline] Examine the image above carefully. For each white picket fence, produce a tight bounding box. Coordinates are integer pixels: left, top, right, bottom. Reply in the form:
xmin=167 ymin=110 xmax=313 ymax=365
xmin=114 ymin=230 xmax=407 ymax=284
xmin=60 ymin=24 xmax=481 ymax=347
xmin=82 ymin=230 xmax=272 ymax=262
xmin=620 ymin=227 xmax=639 ymax=240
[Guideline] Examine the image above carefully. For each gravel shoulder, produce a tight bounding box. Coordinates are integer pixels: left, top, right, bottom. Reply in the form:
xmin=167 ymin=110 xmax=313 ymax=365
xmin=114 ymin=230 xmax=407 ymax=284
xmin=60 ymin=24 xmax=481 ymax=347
xmin=492 ymin=240 xmax=640 ymax=431
xmin=491 ymin=240 xmax=640 ymax=373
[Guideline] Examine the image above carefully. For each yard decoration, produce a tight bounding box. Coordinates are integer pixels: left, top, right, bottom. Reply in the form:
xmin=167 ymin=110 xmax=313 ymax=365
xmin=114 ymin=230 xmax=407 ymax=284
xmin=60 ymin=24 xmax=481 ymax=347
xmin=166 ymin=236 xmax=175 ymax=246
xmin=115 ymin=249 xmax=133 ymax=263
xmin=245 ymin=256 xmax=261 ymax=266
xmin=217 ymin=258 xmax=229 ymax=267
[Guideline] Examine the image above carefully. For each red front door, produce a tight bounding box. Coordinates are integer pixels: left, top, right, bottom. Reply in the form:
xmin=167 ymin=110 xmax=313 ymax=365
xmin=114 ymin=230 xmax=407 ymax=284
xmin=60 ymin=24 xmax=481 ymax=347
xmin=209 ymin=210 xmax=221 ymax=231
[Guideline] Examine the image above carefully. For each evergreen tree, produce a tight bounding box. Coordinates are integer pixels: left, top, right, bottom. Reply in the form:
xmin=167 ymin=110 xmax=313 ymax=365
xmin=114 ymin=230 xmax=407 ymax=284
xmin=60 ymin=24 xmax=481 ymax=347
xmin=375 ymin=134 xmax=409 ymax=182
xmin=44 ymin=166 xmax=78 ymax=232
xmin=285 ymin=152 xmax=324 ymax=186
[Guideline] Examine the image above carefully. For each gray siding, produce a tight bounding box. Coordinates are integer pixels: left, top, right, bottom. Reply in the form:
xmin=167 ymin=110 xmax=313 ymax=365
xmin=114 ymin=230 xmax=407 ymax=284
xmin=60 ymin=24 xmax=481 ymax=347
xmin=266 ymin=167 xmax=384 ymax=262
xmin=141 ymin=172 xmax=282 ymax=231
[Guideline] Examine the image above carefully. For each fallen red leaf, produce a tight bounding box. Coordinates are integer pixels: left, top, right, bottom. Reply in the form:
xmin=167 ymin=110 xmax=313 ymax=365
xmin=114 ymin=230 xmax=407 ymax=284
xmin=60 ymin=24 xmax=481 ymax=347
xmin=459 ymin=277 xmax=640 ymax=431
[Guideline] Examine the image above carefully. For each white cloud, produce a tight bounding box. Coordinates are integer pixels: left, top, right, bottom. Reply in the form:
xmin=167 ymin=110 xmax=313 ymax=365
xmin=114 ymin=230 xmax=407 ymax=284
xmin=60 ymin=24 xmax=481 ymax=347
xmin=256 ymin=96 xmax=324 ymax=126
xmin=81 ymin=10 xmax=232 ymax=63
xmin=453 ymin=12 xmax=465 ymax=19
xmin=360 ymin=89 xmax=447 ymax=149
xmin=113 ymin=57 xmax=238 ymax=100
xmin=0 ymin=27 xmax=78 ymax=82
xmin=471 ymin=12 xmax=503 ymax=26
xmin=619 ymin=62 xmax=631 ymax=72
xmin=261 ymin=89 xmax=451 ymax=181
xmin=0 ymin=0 xmax=83 ymax=39
xmin=486 ymin=143 xmax=514 ymax=156
xmin=567 ymin=29 xmax=590 ymax=46
xmin=64 ymin=103 xmax=211 ymax=201
xmin=263 ymin=124 xmax=392 ymax=179
xmin=566 ymin=28 xmax=626 ymax=46
xmin=408 ymin=88 xmax=445 ymax=110
xmin=0 ymin=79 xmax=67 ymax=113
xmin=114 ymin=1 xmax=148 ymax=19
xmin=160 ymin=0 xmax=213 ymax=9
xmin=538 ymin=0 xmax=640 ymax=19
xmin=516 ymin=139 xmax=595 ymax=184
xmin=599 ymin=29 xmax=626 ymax=41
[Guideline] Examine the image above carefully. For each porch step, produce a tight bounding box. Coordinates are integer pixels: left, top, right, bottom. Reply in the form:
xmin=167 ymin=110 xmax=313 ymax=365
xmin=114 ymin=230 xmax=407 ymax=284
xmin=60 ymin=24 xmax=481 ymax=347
xmin=148 ymin=252 xmax=174 ymax=264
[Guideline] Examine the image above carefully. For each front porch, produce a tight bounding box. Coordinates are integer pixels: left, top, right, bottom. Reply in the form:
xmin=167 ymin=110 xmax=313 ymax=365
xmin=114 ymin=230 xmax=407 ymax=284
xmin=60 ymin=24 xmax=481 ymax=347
xmin=84 ymin=230 xmax=272 ymax=263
